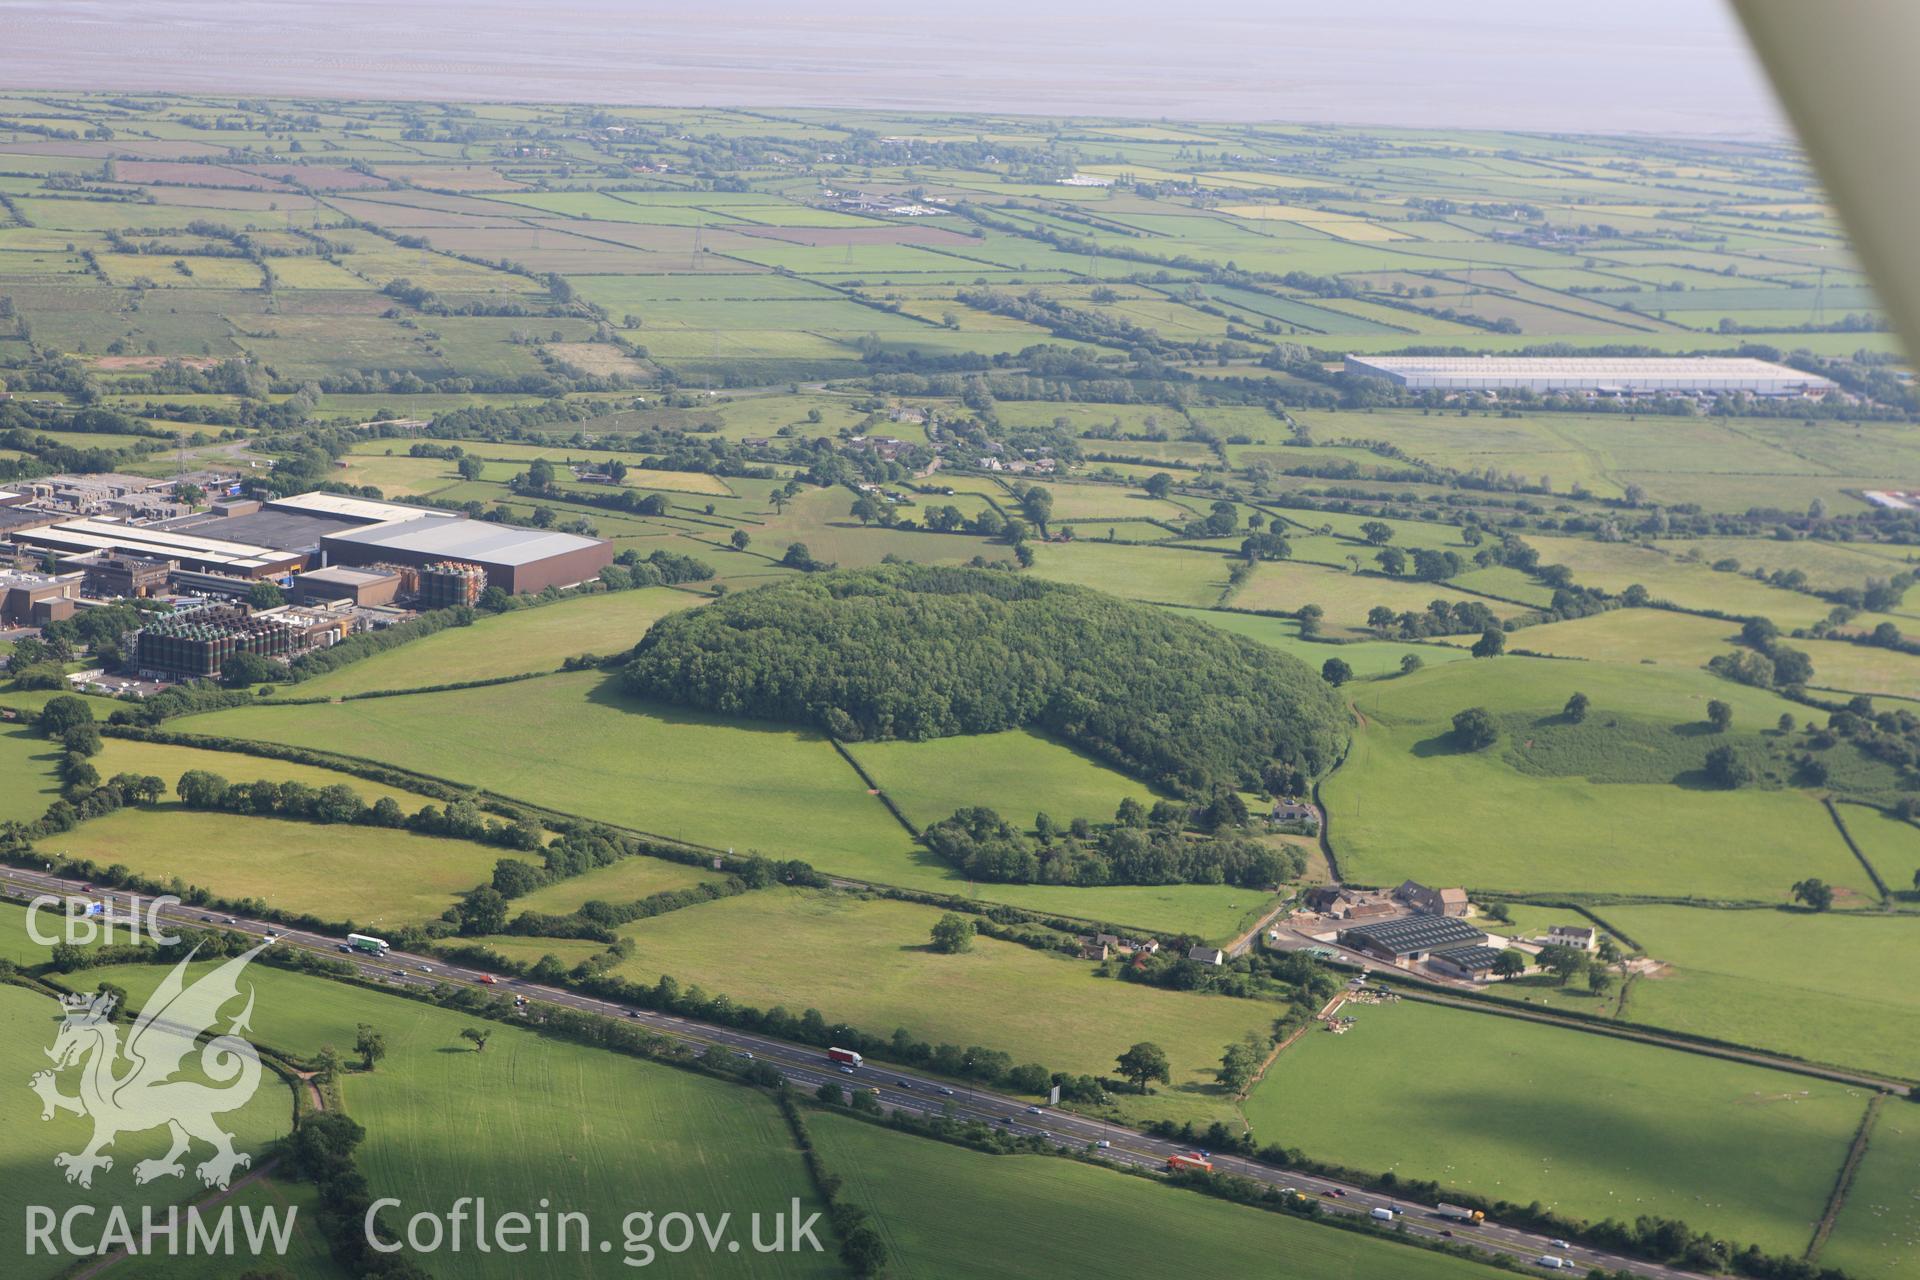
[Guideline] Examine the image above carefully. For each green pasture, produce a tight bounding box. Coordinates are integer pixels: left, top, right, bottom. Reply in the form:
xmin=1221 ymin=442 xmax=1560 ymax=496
xmin=1245 ymin=998 xmax=1866 ymax=1255
xmin=611 ymin=887 xmax=1277 ymax=1128
xmin=845 ymin=728 xmax=1160 ymax=831
xmin=1822 ymin=1109 xmax=1920 ymax=1279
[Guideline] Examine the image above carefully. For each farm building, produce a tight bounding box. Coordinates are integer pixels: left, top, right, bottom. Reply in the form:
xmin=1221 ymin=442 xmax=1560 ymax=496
xmin=1426 ymin=945 xmax=1505 ymax=980
xmin=1339 ymin=915 xmax=1487 ymax=965
xmin=1394 ymin=880 xmax=1470 ymax=918
xmin=1343 ymin=355 xmax=1836 ymax=397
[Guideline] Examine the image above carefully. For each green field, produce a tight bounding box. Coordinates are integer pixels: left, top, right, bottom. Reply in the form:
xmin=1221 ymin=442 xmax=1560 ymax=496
xmin=845 ymin=728 xmax=1161 ymax=830
xmin=1163 ymin=605 xmax=1470 ymax=677
xmin=184 ymin=673 xmax=1268 ymax=937
xmin=1822 ymin=1109 xmax=1920 ymax=1280
xmin=285 ymin=587 xmax=700 ymax=698
xmin=1593 ymin=905 xmax=1920 ymax=1079
xmin=73 ymin=962 xmax=835 ymax=1280
xmin=811 ymin=1111 xmax=1513 ymax=1280
xmin=1244 ymin=998 xmax=1866 ymax=1254
xmin=0 ymin=983 xmax=299 ymax=1280
xmin=610 ymin=887 xmax=1278 ymax=1128
xmin=45 ymin=808 xmax=527 ymax=930
xmin=507 ymin=851 xmax=726 ymax=918
xmin=1321 ymin=655 xmax=1869 ymax=900
xmin=0 ymin=718 xmax=62 ymax=825
xmin=93 ymin=736 xmax=447 ymax=809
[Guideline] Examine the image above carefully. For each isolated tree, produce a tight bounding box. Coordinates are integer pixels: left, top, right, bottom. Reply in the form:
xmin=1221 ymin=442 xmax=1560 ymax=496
xmin=354 ymin=1023 xmax=387 ymax=1072
xmin=1470 ymin=627 xmax=1505 ymax=659
xmin=929 ymin=912 xmax=975 ymax=954
xmin=313 ymin=1044 xmax=344 ymax=1085
xmin=458 ymin=886 xmax=508 ymax=936
xmin=1493 ymin=949 xmax=1529 ymax=979
xmin=1586 ymin=967 xmax=1615 ymax=997
xmin=849 ymin=495 xmax=881 ymax=525
xmin=1564 ymin=692 xmax=1590 ymax=723
xmin=1296 ymin=603 xmax=1324 ymax=638
xmin=526 ymin=457 xmax=556 ymax=490
xmin=1452 ymin=706 xmax=1499 ymax=751
xmin=1019 ymin=486 xmax=1053 ymax=532
xmin=36 ymin=695 xmax=93 ymax=738
xmin=1143 ymin=472 xmax=1173 ymax=500
xmin=1359 ymin=520 xmax=1394 ymax=545
xmin=1791 ymin=878 xmax=1835 ymax=912
xmin=730 ymin=529 xmax=751 ymax=552
xmin=1116 ymin=1042 xmax=1171 ymax=1094
xmin=460 ymin=1027 xmax=491 ymax=1053
xmin=1778 ymin=713 xmax=1796 ymax=734
xmin=1707 ymin=699 xmax=1733 ymax=733
xmin=1320 ymin=658 xmax=1353 ymax=688
xmin=457 ymin=456 xmax=485 ymax=480
xmin=1374 ymin=547 xmax=1407 ymax=576
xmin=1399 ymin=653 xmax=1424 ymax=676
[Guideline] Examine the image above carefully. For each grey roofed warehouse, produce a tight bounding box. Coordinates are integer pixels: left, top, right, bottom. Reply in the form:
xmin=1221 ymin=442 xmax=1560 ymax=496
xmin=321 ymin=515 xmax=613 ymax=595
xmin=1343 ymin=354 xmax=1836 ymax=396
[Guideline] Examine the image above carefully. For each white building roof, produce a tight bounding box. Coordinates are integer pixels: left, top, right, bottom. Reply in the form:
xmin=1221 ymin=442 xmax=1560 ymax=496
xmin=324 ymin=516 xmax=604 ymax=566
xmin=268 ymin=492 xmax=462 ymax=524
xmin=1345 ymin=355 xmax=1836 ymax=394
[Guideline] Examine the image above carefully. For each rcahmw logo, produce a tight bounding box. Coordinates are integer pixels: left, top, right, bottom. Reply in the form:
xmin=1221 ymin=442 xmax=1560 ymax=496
xmin=24 ymin=941 xmax=298 ymax=1260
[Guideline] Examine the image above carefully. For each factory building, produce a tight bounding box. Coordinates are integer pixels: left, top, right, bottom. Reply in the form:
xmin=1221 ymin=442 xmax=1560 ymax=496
xmin=1343 ymin=354 xmax=1837 ymax=397
xmin=320 ymin=515 xmax=613 ymax=594
xmin=291 ymin=565 xmax=405 ymax=607
xmin=132 ymin=603 xmax=296 ymax=680
xmin=0 ymin=569 xmax=83 ymax=625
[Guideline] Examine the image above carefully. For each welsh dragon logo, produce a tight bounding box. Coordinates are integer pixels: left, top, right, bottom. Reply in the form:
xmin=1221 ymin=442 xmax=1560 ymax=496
xmin=30 ymin=943 xmax=267 ymax=1190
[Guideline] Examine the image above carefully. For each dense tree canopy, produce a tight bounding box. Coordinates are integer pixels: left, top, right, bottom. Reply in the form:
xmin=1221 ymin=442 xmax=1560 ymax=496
xmin=620 ymin=566 xmax=1349 ymax=794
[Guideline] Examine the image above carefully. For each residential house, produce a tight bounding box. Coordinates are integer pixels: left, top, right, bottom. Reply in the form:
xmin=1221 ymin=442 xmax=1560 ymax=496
xmin=1187 ymin=945 xmax=1226 ymax=967
xmin=1545 ymin=924 xmax=1597 ymax=952
xmin=1395 ymin=880 xmax=1470 ymax=918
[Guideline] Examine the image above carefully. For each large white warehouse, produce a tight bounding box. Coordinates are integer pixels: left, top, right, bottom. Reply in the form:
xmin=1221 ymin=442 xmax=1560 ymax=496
xmin=1343 ymin=355 xmax=1836 ymax=397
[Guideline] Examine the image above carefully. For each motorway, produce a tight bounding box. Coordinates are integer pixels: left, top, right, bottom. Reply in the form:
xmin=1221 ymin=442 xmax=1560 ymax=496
xmin=5 ymin=868 xmax=1707 ymax=1279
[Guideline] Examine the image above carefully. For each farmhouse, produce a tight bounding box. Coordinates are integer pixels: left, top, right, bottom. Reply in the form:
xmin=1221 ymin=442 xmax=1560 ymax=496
xmin=1545 ymin=924 xmax=1597 ymax=952
xmin=1187 ymin=945 xmax=1227 ymax=967
xmin=1303 ymin=886 xmax=1395 ymax=921
xmin=1343 ymin=355 xmax=1836 ymax=397
xmin=1394 ymin=880 xmax=1470 ymax=917
xmin=1340 ymin=915 xmax=1486 ymax=966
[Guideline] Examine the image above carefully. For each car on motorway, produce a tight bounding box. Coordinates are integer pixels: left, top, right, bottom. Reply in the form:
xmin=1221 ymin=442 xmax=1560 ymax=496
xmin=736 ymin=1051 xmax=754 ymax=1060
xmin=390 ymin=968 xmax=407 ymax=977
xmin=1025 ymin=1105 xmax=1044 ymax=1115
xmin=1440 ymin=1230 xmax=1454 ymax=1238
xmin=336 ymin=943 xmax=352 ymax=953
xmin=1548 ymin=1239 xmax=1572 ymax=1250
xmin=1095 ymin=1139 xmax=1111 ymax=1149
xmin=626 ymin=1010 xmax=640 ymax=1018
xmin=1322 ymin=1189 xmax=1345 ymax=1198
xmin=419 ymin=964 xmax=433 ymax=974
xmin=936 ymin=1086 xmax=955 ymax=1096
xmin=839 ymin=1065 xmax=855 ymax=1074
xmin=263 ymin=933 xmax=278 ymax=943
xmin=223 ymin=917 xmax=236 ymax=924
xmin=477 ymin=974 xmax=497 ymax=985
xmin=201 ymin=914 xmax=215 ymax=922
xmin=895 ymin=1078 xmax=910 ymax=1087
xmin=997 ymin=1116 xmax=1011 ymax=1125
xmin=1036 ymin=1130 xmax=1050 ymax=1138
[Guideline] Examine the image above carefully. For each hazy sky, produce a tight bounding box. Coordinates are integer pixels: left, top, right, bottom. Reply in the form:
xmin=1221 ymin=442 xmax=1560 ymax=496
xmin=0 ymin=0 xmax=1786 ymax=135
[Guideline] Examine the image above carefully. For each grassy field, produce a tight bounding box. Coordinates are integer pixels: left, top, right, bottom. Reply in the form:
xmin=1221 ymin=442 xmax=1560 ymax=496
xmin=1822 ymin=1109 xmax=1920 ymax=1280
xmin=0 ymin=717 xmax=62 ymax=826
xmin=810 ymin=1111 xmax=1514 ymax=1280
xmin=1836 ymin=803 xmax=1920 ymax=893
xmin=1227 ymin=560 xmax=1530 ymax=636
xmin=1027 ymin=540 xmax=1233 ymax=607
xmin=44 ymin=808 xmax=528 ymax=930
xmin=1163 ymin=605 xmax=1471 ymax=677
xmin=507 ymin=852 xmax=726 ymax=918
xmin=1593 ymin=904 xmax=1920 ymax=1079
xmin=1321 ymin=655 xmax=1870 ymax=900
xmin=609 ymin=887 xmax=1279 ymax=1128
xmin=0 ymin=983 xmax=298 ymax=1280
xmin=73 ymin=961 xmax=835 ymax=1280
xmin=93 ymin=736 xmax=447 ymax=809
xmin=184 ymin=672 xmax=1268 ymax=938
xmin=284 ymin=588 xmax=700 ymax=698
xmin=845 ymin=728 xmax=1161 ymax=830
xmin=1244 ymin=998 xmax=1866 ymax=1254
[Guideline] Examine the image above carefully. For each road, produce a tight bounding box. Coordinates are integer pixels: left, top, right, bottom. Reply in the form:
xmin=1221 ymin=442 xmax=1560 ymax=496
xmin=5 ymin=868 xmax=1707 ymax=1280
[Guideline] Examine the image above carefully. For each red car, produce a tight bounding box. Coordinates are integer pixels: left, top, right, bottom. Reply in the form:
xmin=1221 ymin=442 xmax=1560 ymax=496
xmin=477 ymin=974 xmax=498 ymax=985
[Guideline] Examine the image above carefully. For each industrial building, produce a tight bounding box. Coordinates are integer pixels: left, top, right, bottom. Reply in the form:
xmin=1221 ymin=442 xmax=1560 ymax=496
xmin=0 ymin=569 xmax=83 ymax=625
xmin=321 ymin=515 xmax=612 ymax=594
xmin=132 ymin=603 xmax=296 ymax=679
xmin=291 ymin=565 xmax=404 ymax=607
xmin=61 ymin=552 xmax=174 ymax=599
xmin=10 ymin=491 xmax=612 ymax=597
xmin=1339 ymin=915 xmax=1487 ymax=965
xmin=1343 ymin=355 xmax=1837 ymax=397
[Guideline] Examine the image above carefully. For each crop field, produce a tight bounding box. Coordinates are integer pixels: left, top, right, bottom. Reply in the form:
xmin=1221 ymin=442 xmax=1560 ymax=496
xmin=1822 ymin=1111 xmax=1920 ymax=1280
xmin=810 ymin=1112 xmax=1513 ymax=1280
xmin=1027 ymin=541 xmax=1233 ymax=606
xmin=1245 ymin=999 xmax=1867 ymax=1254
xmin=284 ymin=587 xmax=700 ymax=697
xmin=0 ymin=982 xmax=299 ymax=1280
xmin=1591 ymin=905 xmax=1920 ymax=1078
xmin=47 ymin=808 xmax=530 ymax=929
xmin=1321 ymin=655 xmax=1870 ymax=899
xmin=610 ymin=887 xmax=1277 ymax=1127
xmin=74 ymin=962 xmax=834 ymax=1280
